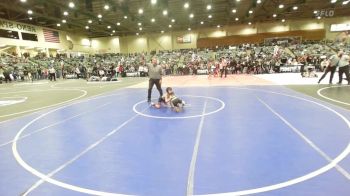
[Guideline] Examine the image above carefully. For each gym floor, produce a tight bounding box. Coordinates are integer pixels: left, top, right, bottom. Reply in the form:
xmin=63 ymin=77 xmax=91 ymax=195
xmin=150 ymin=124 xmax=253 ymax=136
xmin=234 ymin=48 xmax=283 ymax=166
xmin=0 ymin=74 xmax=349 ymax=196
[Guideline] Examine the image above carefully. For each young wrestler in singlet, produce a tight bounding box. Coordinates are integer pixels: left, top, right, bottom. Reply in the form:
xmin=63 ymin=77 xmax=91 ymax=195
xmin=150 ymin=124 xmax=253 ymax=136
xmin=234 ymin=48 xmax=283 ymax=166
xmin=153 ymin=87 xmax=185 ymax=112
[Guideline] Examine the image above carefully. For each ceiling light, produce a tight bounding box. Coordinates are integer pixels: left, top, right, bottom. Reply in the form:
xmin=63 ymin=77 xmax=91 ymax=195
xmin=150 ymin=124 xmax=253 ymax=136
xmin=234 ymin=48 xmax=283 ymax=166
xmin=117 ymin=22 xmax=121 ymax=26
xmin=136 ymin=32 xmax=139 ymax=35
xmin=110 ymin=34 xmax=113 ymax=36
xmin=104 ymin=5 xmax=109 ymax=10
xmin=208 ymin=14 xmax=212 ymax=18
xmin=85 ymin=26 xmax=89 ymax=29
xmin=27 ymin=10 xmax=33 ymax=15
xmin=273 ymin=14 xmax=277 ymax=17
xmin=331 ymin=0 xmax=337 ymax=3
xmin=124 ymin=16 xmax=128 ymax=19
xmin=88 ymin=20 xmax=92 ymax=23
xmin=293 ymin=6 xmax=298 ymax=10
xmin=151 ymin=18 xmax=155 ymax=22
xmin=107 ymin=25 xmax=111 ymax=29
xmin=138 ymin=22 xmax=142 ymax=26
xmin=317 ymin=16 xmax=321 ymax=19
xmin=189 ymin=13 xmax=194 ymax=18
xmin=236 ymin=0 xmax=241 ymax=2
xmin=151 ymin=0 xmax=157 ymax=5
xmin=248 ymin=22 xmax=252 ymax=25
xmin=139 ymin=27 xmax=143 ymax=31
xmin=112 ymin=30 xmax=116 ymax=33
xmin=63 ymin=11 xmax=69 ymax=16
xmin=138 ymin=8 xmax=143 ymax=14
xmin=232 ymin=9 xmax=237 ymax=13
xmin=163 ymin=10 xmax=168 ymax=15
xmin=235 ymin=17 xmax=239 ymax=21
xmin=171 ymin=19 xmax=175 ymax=22
xmin=313 ymin=10 xmax=318 ymax=14
xmin=200 ymin=21 xmax=204 ymax=24
xmin=62 ymin=19 xmax=67 ymax=23
xmin=20 ymin=0 xmax=27 ymax=2
xmin=57 ymin=23 xmax=61 ymax=27
xmin=217 ymin=25 xmax=220 ymax=28
xmin=29 ymin=17 xmax=32 ymax=20
xmin=168 ymin=24 xmax=172 ymax=28
xmin=281 ymin=19 xmax=286 ymax=22
xmin=188 ymin=27 xmax=191 ymax=31
xmin=249 ymin=10 xmax=253 ymax=14
xmin=161 ymin=30 xmax=164 ymax=33
xmin=343 ymin=0 xmax=349 ymax=5
xmin=279 ymin=4 xmax=284 ymax=8
xmin=257 ymin=0 xmax=262 ymax=4
xmin=98 ymin=14 xmax=102 ymax=18
xmin=207 ymin=5 xmax=212 ymax=10
xmin=184 ymin=2 xmax=189 ymax=9
xmin=68 ymin=2 xmax=75 ymax=8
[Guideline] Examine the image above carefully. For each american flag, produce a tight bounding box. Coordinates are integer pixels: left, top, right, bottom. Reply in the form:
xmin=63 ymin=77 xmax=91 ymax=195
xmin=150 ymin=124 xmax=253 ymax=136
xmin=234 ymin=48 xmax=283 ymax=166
xmin=43 ymin=29 xmax=60 ymax=43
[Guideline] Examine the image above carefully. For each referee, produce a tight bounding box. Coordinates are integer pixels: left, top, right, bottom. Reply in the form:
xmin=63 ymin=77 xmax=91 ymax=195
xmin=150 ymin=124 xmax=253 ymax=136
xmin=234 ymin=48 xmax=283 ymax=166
xmin=318 ymin=53 xmax=339 ymax=84
xmin=337 ymin=51 xmax=350 ymax=85
xmin=147 ymin=57 xmax=163 ymax=103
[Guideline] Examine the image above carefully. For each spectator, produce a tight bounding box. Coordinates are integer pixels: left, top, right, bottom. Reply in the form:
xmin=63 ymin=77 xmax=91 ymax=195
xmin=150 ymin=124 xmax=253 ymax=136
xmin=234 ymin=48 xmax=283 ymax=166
xmin=118 ymin=64 xmax=124 ymax=77
xmin=0 ymin=66 xmax=5 ymax=83
xmin=49 ymin=66 xmax=56 ymax=81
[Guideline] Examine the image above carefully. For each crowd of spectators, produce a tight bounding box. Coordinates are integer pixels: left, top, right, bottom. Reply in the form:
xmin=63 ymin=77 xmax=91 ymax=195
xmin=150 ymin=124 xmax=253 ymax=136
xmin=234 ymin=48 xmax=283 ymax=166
xmin=0 ymin=40 xmax=348 ymax=84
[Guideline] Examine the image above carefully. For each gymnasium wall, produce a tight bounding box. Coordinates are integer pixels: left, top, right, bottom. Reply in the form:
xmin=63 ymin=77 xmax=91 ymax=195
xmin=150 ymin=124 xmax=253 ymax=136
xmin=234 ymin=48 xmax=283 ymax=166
xmin=119 ymin=35 xmax=148 ymax=53
xmin=0 ymin=17 xmax=349 ymax=56
xmin=119 ymin=30 xmax=197 ymax=53
xmin=116 ymin=16 xmax=350 ymax=53
xmin=324 ymin=17 xmax=350 ymax=41
xmin=197 ymin=17 xmax=350 ymax=48
xmin=197 ymin=29 xmax=326 ymax=48
xmin=0 ymin=18 xmax=69 ymax=56
xmin=60 ymin=34 xmax=121 ymax=54
xmin=0 ymin=18 xmax=121 ymax=56
xmin=148 ymin=33 xmax=172 ymax=51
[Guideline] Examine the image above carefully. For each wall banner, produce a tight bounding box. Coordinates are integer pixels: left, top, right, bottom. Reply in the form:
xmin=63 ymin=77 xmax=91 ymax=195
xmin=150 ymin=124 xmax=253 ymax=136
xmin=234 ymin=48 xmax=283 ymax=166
xmin=177 ymin=35 xmax=191 ymax=43
xmin=0 ymin=19 xmax=36 ymax=33
xmin=330 ymin=23 xmax=350 ymax=32
xmin=264 ymin=36 xmax=302 ymax=45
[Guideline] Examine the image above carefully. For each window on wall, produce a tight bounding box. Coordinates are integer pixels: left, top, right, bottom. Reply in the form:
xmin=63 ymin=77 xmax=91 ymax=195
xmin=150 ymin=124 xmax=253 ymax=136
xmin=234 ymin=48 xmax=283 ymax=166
xmin=0 ymin=29 xmax=19 ymax=39
xmin=21 ymin=32 xmax=38 ymax=41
